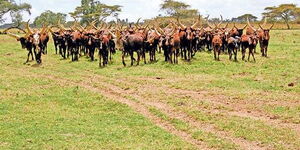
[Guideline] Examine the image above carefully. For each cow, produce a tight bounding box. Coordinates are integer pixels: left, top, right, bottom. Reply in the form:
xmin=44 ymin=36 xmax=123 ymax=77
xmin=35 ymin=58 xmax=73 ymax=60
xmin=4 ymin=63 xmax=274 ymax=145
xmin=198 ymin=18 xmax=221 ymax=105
xmin=241 ymin=34 xmax=257 ymax=62
xmin=6 ymin=31 xmax=34 ymax=63
xmin=177 ymin=17 xmax=199 ymax=61
xmin=258 ymin=23 xmax=274 ymax=57
xmin=212 ymin=33 xmax=223 ymax=61
xmin=39 ymin=25 xmax=49 ymax=55
xmin=121 ymin=25 xmax=145 ymax=66
xmin=227 ymin=37 xmax=240 ymax=61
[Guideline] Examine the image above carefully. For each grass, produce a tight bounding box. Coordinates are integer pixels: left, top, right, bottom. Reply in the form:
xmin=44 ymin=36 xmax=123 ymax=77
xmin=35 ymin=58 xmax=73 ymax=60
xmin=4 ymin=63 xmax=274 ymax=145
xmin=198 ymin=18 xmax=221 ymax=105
xmin=0 ymin=74 xmax=194 ymax=149
xmin=0 ymin=29 xmax=299 ymax=149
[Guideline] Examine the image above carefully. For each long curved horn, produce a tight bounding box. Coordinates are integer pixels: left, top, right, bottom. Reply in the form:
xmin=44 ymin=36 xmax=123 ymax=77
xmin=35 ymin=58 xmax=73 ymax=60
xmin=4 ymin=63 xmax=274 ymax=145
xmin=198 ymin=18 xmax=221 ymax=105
xmin=135 ymin=18 xmax=141 ymax=28
xmin=224 ymin=22 xmax=229 ymax=28
xmin=269 ymin=23 xmax=274 ymax=30
xmin=25 ymin=20 xmax=33 ymax=35
xmin=154 ymin=28 xmax=161 ymax=36
xmin=247 ymin=17 xmax=257 ymax=31
xmin=165 ymin=22 xmax=172 ymax=29
xmin=217 ymin=15 xmax=223 ymax=28
xmin=262 ymin=17 xmax=267 ymax=27
xmin=205 ymin=15 xmax=214 ymax=28
xmin=3 ymin=27 xmax=26 ymax=34
xmin=191 ymin=15 xmax=201 ymax=29
xmin=40 ymin=24 xmax=48 ymax=34
xmin=168 ymin=26 xmax=176 ymax=36
xmin=6 ymin=32 xmax=21 ymax=40
xmin=108 ymin=30 xmax=116 ymax=38
xmin=107 ymin=23 xmax=113 ymax=30
xmin=259 ymin=24 xmax=264 ymax=30
xmin=177 ymin=17 xmax=186 ymax=29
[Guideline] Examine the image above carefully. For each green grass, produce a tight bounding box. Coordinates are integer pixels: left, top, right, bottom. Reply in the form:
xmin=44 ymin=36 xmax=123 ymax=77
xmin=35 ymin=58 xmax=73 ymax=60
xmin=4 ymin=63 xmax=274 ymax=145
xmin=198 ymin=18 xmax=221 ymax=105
xmin=0 ymin=52 xmax=194 ymax=149
xmin=0 ymin=29 xmax=299 ymax=149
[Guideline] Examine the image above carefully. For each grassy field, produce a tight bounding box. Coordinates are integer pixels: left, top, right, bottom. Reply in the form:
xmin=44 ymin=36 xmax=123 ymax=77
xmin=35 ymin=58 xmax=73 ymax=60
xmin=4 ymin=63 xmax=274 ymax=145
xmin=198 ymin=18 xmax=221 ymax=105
xmin=0 ymin=30 xmax=299 ymax=149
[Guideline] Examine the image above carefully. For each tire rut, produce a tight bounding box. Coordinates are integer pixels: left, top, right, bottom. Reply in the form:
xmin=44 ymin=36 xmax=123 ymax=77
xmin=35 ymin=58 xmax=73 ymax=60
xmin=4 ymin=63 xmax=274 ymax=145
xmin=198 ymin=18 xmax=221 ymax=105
xmin=23 ymin=71 xmax=212 ymax=150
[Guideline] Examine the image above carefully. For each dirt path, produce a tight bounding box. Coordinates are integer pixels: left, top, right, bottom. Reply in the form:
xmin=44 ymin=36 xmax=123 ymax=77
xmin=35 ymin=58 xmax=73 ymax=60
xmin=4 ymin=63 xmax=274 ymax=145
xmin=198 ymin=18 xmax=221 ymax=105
xmin=15 ymin=70 xmax=211 ymax=150
xmin=86 ymin=73 xmax=300 ymax=136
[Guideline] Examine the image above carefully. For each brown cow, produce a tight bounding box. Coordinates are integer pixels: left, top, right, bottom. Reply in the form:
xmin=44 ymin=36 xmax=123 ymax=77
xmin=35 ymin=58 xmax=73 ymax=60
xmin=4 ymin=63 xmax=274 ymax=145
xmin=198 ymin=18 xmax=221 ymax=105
xmin=212 ymin=33 xmax=223 ymax=61
xmin=258 ymin=23 xmax=274 ymax=57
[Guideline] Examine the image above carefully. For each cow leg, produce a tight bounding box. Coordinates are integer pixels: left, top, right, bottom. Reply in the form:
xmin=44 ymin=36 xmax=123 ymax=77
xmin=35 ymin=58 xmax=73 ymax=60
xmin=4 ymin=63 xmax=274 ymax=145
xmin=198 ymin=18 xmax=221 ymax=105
xmin=234 ymin=48 xmax=237 ymax=62
xmin=130 ymin=52 xmax=134 ymax=66
xmin=154 ymin=49 xmax=156 ymax=61
xmin=55 ymin=44 xmax=58 ymax=54
xmin=228 ymin=47 xmax=232 ymax=60
xmin=99 ymin=53 xmax=102 ymax=67
xmin=248 ymin=48 xmax=251 ymax=61
xmin=173 ymin=51 xmax=176 ymax=64
xmin=25 ymin=51 xmax=31 ymax=63
xmin=242 ymin=48 xmax=245 ymax=61
xmin=213 ymin=48 xmax=217 ymax=60
xmin=122 ymin=51 xmax=126 ymax=67
xmin=265 ymin=46 xmax=268 ymax=57
xmin=136 ymin=51 xmax=140 ymax=66
xmin=252 ymin=50 xmax=256 ymax=62
xmin=217 ymin=48 xmax=220 ymax=61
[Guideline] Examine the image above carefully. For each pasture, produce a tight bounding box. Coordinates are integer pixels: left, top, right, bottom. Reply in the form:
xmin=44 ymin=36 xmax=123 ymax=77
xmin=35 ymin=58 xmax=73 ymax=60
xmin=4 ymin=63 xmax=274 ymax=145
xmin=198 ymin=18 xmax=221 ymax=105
xmin=0 ymin=29 xmax=299 ymax=149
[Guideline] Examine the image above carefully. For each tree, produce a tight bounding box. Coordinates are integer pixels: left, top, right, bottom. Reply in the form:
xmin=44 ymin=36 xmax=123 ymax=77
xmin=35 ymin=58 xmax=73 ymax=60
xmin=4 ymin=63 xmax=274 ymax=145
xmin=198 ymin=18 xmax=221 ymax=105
xmin=160 ymin=0 xmax=198 ymax=18
xmin=10 ymin=11 xmax=22 ymax=27
xmin=0 ymin=0 xmax=31 ymax=23
xmin=33 ymin=10 xmax=67 ymax=27
xmin=232 ymin=14 xmax=257 ymax=23
xmin=70 ymin=0 xmax=122 ymax=25
xmin=263 ymin=4 xmax=300 ymax=29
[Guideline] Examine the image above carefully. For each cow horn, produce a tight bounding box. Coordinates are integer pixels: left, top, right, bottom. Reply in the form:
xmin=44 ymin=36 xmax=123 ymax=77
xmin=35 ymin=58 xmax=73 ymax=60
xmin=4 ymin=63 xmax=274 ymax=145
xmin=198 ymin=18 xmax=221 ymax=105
xmin=108 ymin=30 xmax=116 ymax=38
xmin=40 ymin=24 xmax=48 ymax=34
xmin=217 ymin=15 xmax=223 ymax=28
xmin=168 ymin=26 xmax=176 ymax=36
xmin=224 ymin=22 xmax=229 ymax=28
xmin=25 ymin=20 xmax=33 ymax=35
xmin=191 ymin=15 xmax=200 ymax=29
xmin=165 ymin=22 xmax=172 ymax=29
xmin=107 ymin=23 xmax=113 ymax=29
xmin=6 ymin=32 xmax=21 ymax=40
xmin=135 ymin=18 xmax=141 ymax=28
xmin=205 ymin=15 xmax=214 ymax=28
xmin=269 ymin=23 xmax=274 ymax=30
xmin=247 ymin=17 xmax=257 ymax=31
xmin=262 ymin=17 xmax=267 ymax=27
xmin=177 ymin=17 xmax=186 ymax=29
xmin=154 ymin=28 xmax=161 ymax=36
xmin=155 ymin=23 xmax=165 ymax=35
xmin=259 ymin=24 xmax=264 ymax=30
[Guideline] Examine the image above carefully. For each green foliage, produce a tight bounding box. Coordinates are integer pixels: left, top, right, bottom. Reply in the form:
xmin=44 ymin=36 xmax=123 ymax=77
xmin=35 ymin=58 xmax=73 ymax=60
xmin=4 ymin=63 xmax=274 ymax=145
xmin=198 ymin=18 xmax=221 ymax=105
xmin=70 ymin=0 xmax=121 ymax=25
xmin=263 ymin=4 xmax=300 ymax=29
xmin=232 ymin=14 xmax=258 ymax=23
xmin=33 ymin=10 xmax=67 ymax=27
xmin=0 ymin=0 xmax=31 ymax=23
xmin=10 ymin=11 xmax=22 ymax=27
xmin=160 ymin=0 xmax=198 ymax=18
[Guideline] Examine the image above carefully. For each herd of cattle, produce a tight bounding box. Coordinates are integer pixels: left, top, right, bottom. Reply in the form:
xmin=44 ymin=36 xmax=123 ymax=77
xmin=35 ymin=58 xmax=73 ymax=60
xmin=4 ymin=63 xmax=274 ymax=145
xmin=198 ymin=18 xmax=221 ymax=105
xmin=5 ymin=16 xmax=274 ymax=66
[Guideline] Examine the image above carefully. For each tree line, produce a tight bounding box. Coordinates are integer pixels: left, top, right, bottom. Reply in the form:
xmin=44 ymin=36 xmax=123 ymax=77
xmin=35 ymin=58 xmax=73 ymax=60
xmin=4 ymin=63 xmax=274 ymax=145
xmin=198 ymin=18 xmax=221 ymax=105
xmin=0 ymin=0 xmax=300 ymax=29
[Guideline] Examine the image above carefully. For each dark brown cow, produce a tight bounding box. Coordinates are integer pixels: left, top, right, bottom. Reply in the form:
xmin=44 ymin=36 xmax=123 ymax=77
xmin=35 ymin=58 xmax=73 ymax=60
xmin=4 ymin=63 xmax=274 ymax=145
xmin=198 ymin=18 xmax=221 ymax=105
xmin=241 ymin=34 xmax=257 ymax=62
